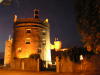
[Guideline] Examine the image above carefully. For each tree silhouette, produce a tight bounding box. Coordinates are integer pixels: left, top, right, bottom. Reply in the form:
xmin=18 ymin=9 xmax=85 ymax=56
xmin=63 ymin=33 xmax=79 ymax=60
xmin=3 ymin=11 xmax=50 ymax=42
xmin=76 ymin=0 xmax=100 ymax=53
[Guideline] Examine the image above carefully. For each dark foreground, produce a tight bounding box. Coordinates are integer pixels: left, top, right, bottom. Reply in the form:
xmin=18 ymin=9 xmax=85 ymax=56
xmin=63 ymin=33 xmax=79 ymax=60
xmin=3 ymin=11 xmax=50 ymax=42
xmin=0 ymin=69 xmax=100 ymax=75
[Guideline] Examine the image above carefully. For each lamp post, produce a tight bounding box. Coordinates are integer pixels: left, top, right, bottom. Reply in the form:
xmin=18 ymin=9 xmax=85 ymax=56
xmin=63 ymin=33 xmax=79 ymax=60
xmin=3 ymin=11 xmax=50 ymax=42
xmin=80 ymin=55 xmax=83 ymax=71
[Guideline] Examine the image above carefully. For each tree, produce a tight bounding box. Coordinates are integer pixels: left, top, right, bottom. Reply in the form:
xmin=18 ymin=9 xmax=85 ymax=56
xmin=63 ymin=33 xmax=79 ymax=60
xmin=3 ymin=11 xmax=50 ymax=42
xmin=76 ymin=0 xmax=100 ymax=53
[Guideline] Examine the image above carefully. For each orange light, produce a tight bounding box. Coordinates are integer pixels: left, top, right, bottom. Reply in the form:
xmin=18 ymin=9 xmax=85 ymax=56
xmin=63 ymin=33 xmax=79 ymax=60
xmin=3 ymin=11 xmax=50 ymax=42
xmin=87 ymin=45 xmax=92 ymax=52
xmin=96 ymin=45 xmax=100 ymax=51
xmin=17 ymin=52 xmax=30 ymax=58
xmin=16 ymin=49 xmax=31 ymax=58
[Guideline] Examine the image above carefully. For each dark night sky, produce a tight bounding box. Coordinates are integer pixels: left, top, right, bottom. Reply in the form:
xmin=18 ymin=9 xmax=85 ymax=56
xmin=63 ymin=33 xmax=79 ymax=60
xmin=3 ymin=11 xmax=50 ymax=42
xmin=0 ymin=0 xmax=81 ymax=52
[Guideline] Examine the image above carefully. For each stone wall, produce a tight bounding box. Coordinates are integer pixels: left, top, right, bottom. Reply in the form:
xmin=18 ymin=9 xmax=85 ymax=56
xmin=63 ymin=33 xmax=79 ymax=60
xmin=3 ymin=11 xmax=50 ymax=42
xmin=11 ymin=58 xmax=39 ymax=72
xmin=56 ymin=55 xmax=100 ymax=72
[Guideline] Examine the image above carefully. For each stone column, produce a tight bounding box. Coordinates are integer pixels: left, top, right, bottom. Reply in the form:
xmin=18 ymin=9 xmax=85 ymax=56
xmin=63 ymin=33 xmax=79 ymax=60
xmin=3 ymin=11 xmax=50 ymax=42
xmin=37 ymin=58 xmax=40 ymax=72
xmin=21 ymin=60 xmax=24 ymax=70
xmin=56 ymin=56 xmax=60 ymax=72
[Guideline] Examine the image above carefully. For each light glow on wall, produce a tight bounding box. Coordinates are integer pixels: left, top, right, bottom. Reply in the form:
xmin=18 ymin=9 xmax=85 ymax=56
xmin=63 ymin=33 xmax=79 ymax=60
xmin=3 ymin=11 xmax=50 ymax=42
xmin=54 ymin=40 xmax=62 ymax=51
xmin=17 ymin=51 xmax=30 ymax=58
xmin=50 ymin=44 xmax=55 ymax=49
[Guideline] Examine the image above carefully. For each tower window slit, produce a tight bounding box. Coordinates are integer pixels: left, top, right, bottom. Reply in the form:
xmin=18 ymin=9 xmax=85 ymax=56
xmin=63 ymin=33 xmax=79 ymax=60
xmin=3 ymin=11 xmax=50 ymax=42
xmin=26 ymin=29 xmax=31 ymax=33
xmin=25 ymin=38 xmax=31 ymax=44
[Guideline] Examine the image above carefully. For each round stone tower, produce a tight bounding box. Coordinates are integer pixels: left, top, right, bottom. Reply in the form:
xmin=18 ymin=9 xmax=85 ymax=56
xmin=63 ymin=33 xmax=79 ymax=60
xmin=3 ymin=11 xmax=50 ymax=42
xmin=12 ymin=9 xmax=51 ymax=61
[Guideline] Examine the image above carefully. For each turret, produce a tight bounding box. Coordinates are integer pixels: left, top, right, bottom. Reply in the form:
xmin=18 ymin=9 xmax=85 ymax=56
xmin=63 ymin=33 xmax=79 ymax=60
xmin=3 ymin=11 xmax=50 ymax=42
xmin=33 ymin=9 xmax=39 ymax=18
xmin=14 ymin=15 xmax=17 ymax=23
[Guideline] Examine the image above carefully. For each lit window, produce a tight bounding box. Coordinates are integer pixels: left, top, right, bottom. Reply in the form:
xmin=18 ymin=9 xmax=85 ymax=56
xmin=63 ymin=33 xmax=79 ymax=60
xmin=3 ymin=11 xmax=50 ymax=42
xmin=18 ymin=48 xmax=22 ymax=52
xmin=42 ymin=30 xmax=46 ymax=35
xmin=25 ymin=38 xmax=31 ymax=44
xmin=42 ymin=39 xmax=46 ymax=45
xmin=26 ymin=29 xmax=31 ymax=33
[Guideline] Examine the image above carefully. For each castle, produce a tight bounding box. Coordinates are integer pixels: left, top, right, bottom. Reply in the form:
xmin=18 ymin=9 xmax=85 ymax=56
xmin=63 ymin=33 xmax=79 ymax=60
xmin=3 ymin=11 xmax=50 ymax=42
xmin=4 ymin=9 xmax=51 ymax=71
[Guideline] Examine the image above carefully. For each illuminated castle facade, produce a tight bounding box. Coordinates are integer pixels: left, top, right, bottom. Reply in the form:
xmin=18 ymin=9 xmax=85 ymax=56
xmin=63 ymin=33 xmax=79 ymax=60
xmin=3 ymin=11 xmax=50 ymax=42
xmin=4 ymin=9 xmax=51 ymax=69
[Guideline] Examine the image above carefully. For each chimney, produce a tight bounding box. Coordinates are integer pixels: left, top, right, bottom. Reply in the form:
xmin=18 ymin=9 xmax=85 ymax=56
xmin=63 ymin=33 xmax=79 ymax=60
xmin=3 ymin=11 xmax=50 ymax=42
xmin=34 ymin=9 xmax=39 ymax=18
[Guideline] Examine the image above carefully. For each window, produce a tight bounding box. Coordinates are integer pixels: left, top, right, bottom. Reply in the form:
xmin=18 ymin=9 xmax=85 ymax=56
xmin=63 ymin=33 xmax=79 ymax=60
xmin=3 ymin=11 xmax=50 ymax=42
xmin=26 ymin=29 xmax=31 ymax=33
xmin=42 ymin=39 xmax=46 ymax=45
xmin=25 ymin=38 xmax=31 ymax=44
xmin=42 ymin=30 xmax=46 ymax=35
xmin=26 ymin=41 xmax=30 ymax=44
xmin=18 ymin=48 xmax=22 ymax=52
xmin=35 ymin=11 xmax=39 ymax=14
